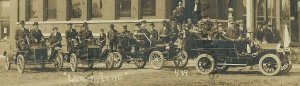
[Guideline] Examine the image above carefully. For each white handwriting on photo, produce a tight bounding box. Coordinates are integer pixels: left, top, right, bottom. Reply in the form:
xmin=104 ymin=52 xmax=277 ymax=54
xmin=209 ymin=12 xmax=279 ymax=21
xmin=63 ymin=72 xmax=128 ymax=83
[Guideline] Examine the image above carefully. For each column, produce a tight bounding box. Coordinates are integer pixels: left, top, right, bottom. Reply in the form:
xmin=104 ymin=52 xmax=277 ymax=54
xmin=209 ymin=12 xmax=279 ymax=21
xmin=246 ymin=0 xmax=254 ymax=40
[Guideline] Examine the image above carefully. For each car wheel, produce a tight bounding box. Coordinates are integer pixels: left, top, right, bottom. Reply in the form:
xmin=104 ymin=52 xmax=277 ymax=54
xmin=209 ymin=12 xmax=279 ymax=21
xmin=195 ymin=54 xmax=215 ymax=74
xmin=112 ymin=52 xmax=123 ymax=70
xmin=54 ymin=54 xmax=64 ymax=71
xmin=70 ymin=53 xmax=78 ymax=72
xmin=174 ymin=50 xmax=189 ymax=68
xmin=149 ymin=51 xmax=164 ymax=70
xmin=259 ymin=53 xmax=281 ymax=76
xmin=17 ymin=54 xmax=25 ymax=73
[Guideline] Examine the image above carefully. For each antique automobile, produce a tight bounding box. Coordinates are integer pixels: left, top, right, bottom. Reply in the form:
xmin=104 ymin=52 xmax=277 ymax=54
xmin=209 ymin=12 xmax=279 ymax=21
xmin=66 ymin=38 xmax=120 ymax=72
xmin=193 ymin=39 xmax=293 ymax=76
xmin=148 ymin=34 xmax=189 ymax=70
xmin=114 ymin=33 xmax=152 ymax=69
xmin=2 ymin=39 xmax=64 ymax=73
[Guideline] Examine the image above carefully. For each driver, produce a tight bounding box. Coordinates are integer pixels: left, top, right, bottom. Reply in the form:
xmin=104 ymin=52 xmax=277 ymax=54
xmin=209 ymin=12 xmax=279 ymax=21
xmin=48 ymin=27 xmax=62 ymax=60
xmin=78 ymin=22 xmax=93 ymax=55
xmin=30 ymin=22 xmax=44 ymax=44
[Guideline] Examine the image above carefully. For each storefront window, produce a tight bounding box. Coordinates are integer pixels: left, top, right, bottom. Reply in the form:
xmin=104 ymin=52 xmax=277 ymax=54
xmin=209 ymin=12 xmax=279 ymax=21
xmin=119 ymin=0 xmax=131 ymax=17
xmin=70 ymin=0 xmax=83 ymax=18
xmin=91 ymin=0 xmax=103 ymax=18
xmin=46 ymin=0 xmax=57 ymax=19
xmin=142 ymin=0 xmax=156 ymax=16
xmin=1 ymin=1 xmax=10 ymax=19
xmin=28 ymin=0 xmax=39 ymax=19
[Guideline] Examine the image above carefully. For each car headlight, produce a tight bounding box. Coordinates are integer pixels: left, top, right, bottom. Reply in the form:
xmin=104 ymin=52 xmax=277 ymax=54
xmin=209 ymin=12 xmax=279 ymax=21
xmin=166 ymin=46 xmax=170 ymax=50
xmin=131 ymin=47 xmax=135 ymax=53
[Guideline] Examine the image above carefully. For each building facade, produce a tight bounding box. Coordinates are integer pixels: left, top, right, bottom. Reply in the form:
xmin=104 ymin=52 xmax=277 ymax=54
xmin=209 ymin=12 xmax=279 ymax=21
xmin=2 ymin=0 xmax=300 ymax=48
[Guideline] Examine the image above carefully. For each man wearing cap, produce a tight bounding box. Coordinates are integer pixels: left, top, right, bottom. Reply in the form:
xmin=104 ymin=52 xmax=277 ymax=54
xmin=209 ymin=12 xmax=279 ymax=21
xmin=107 ymin=24 xmax=118 ymax=50
xmin=98 ymin=29 xmax=106 ymax=49
xmin=226 ymin=21 xmax=239 ymax=39
xmin=65 ymin=23 xmax=78 ymax=51
xmin=262 ymin=22 xmax=281 ymax=43
xmin=49 ymin=27 xmax=62 ymax=60
xmin=159 ymin=21 xmax=171 ymax=43
xmin=30 ymin=22 xmax=44 ymax=44
xmin=15 ymin=20 xmax=30 ymax=50
xmin=79 ymin=22 xmax=93 ymax=42
xmin=175 ymin=2 xmax=185 ymax=24
xmin=141 ymin=20 xmax=150 ymax=36
xmin=149 ymin=23 xmax=158 ymax=45
xmin=119 ymin=25 xmax=132 ymax=51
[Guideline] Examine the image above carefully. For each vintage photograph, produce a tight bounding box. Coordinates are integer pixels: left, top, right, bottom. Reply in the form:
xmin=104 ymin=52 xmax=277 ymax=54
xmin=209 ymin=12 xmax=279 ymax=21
xmin=0 ymin=0 xmax=299 ymax=86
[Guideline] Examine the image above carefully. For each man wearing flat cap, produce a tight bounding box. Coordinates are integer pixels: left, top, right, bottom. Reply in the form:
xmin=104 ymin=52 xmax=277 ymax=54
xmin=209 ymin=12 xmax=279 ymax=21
xmin=119 ymin=25 xmax=133 ymax=51
xmin=107 ymin=24 xmax=118 ymax=50
xmin=149 ymin=23 xmax=158 ymax=45
xmin=49 ymin=27 xmax=62 ymax=60
xmin=30 ymin=22 xmax=44 ymax=44
xmin=141 ymin=20 xmax=150 ymax=37
xmin=65 ymin=23 xmax=78 ymax=51
xmin=15 ymin=20 xmax=30 ymax=50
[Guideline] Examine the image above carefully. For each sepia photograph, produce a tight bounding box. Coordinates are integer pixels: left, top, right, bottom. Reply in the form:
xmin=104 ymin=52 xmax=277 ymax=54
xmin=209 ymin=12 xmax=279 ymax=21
xmin=0 ymin=0 xmax=300 ymax=86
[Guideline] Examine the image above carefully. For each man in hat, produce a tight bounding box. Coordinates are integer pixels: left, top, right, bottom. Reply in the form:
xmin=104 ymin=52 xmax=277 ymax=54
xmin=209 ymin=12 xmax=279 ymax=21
xmin=48 ymin=27 xmax=62 ymax=60
xmin=79 ymin=22 xmax=93 ymax=41
xmin=107 ymin=24 xmax=118 ymax=50
xmin=15 ymin=20 xmax=30 ymax=50
xmin=141 ymin=20 xmax=150 ymax=36
xmin=159 ymin=21 xmax=171 ymax=43
xmin=98 ymin=29 xmax=106 ymax=49
xmin=30 ymin=22 xmax=44 ymax=44
xmin=226 ymin=21 xmax=239 ymax=39
xmin=119 ymin=25 xmax=132 ymax=51
xmin=262 ymin=22 xmax=281 ymax=43
xmin=65 ymin=23 xmax=78 ymax=51
xmin=175 ymin=2 xmax=185 ymax=24
xmin=149 ymin=23 xmax=158 ymax=45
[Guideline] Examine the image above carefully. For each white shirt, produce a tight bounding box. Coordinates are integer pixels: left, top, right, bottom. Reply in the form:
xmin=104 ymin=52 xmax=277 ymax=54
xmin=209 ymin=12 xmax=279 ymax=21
xmin=193 ymin=4 xmax=198 ymax=11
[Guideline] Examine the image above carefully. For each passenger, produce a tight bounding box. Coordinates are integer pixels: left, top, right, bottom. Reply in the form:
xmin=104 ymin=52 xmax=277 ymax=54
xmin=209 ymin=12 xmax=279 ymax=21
xmin=65 ymin=23 xmax=78 ymax=51
xmin=48 ymin=27 xmax=62 ymax=60
xmin=159 ymin=21 xmax=171 ymax=43
xmin=149 ymin=23 xmax=159 ymax=46
xmin=119 ymin=25 xmax=132 ymax=51
xmin=15 ymin=20 xmax=30 ymax=50
xmin=98 ymin=29 xmax=106 ymax=49
xmin=30 ymin=22 xmax=44 ymax=44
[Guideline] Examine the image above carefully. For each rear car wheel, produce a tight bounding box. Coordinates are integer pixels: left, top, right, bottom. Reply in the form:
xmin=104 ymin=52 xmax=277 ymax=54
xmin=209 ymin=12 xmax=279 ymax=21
xmin=134 ymin=58 xmax=147 ymax=68
xmin=105 ymin=53 xmax=114 ymax=70
xmin=195 ymin=54 xmax=215 ymax=74
xmin=17 ymin=54 xmax=25 ymax=73
xmin=215 ymin=65 xmax=229 ymax=73
xmin=112 ymin=52 xmax=123 ymax=70
xmin=4 ymin=55 xmax=11 ymax=70
xmin=149 ymin=51 xmax=164 ymax=70
xmin=70 ymin=53 xmax=78 ymax=72
xmin=174 ymin=50 xmax=189 ymax=68
xmin=54 ymin=54 xmax=63 ymax=71
xmin=280 ymin=57 xmax=292 ymax=74
xmin=259 ymin=54 xmax=281 ymax=76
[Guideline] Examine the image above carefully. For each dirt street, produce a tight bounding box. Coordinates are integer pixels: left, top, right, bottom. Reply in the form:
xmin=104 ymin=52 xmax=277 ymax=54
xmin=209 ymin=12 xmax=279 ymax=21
xmin=0 ymin=60 xmax=299 ymax=86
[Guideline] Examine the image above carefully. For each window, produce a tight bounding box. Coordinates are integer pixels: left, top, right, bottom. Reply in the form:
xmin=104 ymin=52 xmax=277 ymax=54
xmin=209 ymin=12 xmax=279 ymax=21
xmin=142 ymin=0 xmax=156 ymax=16
xmin=69 ymin=0 xmax=84 ymax=18
xmin=46 ymin=0 xmax=57 ymax=19
xmin=119 ymin=0 xmax=131 ymax=17
xmin=28 ymin=0 xmax=39 ymax=19
xmin=1 ymin=1 xmax=10 ymax=19
xmin=90 ymin=0 xmax=103 ymax=18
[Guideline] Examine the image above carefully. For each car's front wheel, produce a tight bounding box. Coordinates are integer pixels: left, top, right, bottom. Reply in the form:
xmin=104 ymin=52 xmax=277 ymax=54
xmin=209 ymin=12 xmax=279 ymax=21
xmin=259 ymin=53 xmax=281 ymax=76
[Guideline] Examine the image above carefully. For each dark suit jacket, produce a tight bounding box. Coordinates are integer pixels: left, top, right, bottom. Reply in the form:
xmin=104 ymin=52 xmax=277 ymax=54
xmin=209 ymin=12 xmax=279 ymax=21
xmin=79 ymin=30 xmax=93 ymax=40
xmin=30 ymin=29 xmax=44 ymax=41
xmin=49 ymin=32 xmax=62 ymax=45
xmin=15 ymin=28 xmax=30 ymax=40
xmin=65 ymin=28 xmax=78 ymax=40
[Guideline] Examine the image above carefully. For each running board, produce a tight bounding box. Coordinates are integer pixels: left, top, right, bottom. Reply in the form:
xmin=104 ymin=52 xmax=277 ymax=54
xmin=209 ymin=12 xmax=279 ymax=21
xmin=216 ymin=63 xmax=247 ymax=66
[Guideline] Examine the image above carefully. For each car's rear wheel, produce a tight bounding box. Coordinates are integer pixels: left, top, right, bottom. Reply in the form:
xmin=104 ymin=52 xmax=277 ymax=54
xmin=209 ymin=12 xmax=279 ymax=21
xmin=112 ymin=52 xmax=123 ymax=70
xmin=17 ymin=54 xmax=25 ymax=73
xmin=174 ymin=50 xmax=189 ymax=68
xmin=70 ymin=53 xmax=78 ymax=72
xmin=54 ymin=54 xmax=63 ymax=71
xmin=280 ymin=57 xmax=292 ymax=74
xmin=259 ymin=53 xmax=281 ymax=76
xmin=105 ymin=53 xmax=114 ymax=70
xmin=134 ymin=58 xmax=146 ymax=68
xmin=149 ymin=51 xmax=164 ymax=70
xmin=195 ymin=54 xmax=215 ymax=74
